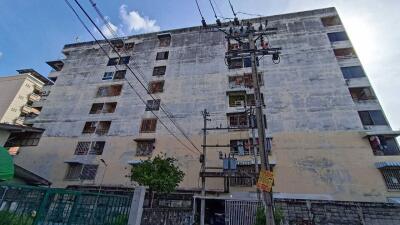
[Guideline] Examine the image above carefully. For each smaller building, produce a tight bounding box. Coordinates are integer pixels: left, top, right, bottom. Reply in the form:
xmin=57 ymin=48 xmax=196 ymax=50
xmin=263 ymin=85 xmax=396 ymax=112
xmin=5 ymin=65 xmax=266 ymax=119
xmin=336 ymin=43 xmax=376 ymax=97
xmin=0 ymin=69 xmax=52 ymax=126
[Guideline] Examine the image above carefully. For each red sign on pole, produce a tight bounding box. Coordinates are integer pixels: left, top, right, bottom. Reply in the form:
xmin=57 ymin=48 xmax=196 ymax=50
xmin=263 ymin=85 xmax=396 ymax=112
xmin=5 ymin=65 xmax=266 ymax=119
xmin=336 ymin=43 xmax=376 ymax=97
xmin=256 ymin=170 xmax=274 ymax=192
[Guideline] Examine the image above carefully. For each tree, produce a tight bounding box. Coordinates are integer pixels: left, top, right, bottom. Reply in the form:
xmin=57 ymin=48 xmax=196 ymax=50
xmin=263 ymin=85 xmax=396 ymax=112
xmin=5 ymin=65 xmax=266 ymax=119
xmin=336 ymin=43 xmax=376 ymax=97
xmin=131 ymin=154 xmax=185 ymax=207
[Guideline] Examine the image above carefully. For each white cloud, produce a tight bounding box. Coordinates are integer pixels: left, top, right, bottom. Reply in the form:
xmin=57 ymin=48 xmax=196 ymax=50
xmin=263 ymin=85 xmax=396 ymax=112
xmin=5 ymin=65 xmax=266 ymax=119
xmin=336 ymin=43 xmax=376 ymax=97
xmin=119 ymin=4 xmax=160 ymax=33
xmin=0 ymin=52 xmax=3 ymax=59
xmin=101 ymin=20 xmax=119 ymax=38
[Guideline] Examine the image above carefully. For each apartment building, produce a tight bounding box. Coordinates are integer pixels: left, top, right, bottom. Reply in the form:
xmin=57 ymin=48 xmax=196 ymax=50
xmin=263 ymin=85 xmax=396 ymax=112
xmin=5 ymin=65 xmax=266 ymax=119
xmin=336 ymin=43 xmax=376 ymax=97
xmin=14 ymin=7 xmax=400 ymax=203
xmin=0 ymin=69 xmax=50 ymax=126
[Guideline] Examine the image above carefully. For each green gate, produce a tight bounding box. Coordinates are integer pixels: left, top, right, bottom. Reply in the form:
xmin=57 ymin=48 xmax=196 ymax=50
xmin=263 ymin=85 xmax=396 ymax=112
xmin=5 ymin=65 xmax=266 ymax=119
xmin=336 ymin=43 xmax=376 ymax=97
xmin=0 ymin=184 xmax=132 ymax=225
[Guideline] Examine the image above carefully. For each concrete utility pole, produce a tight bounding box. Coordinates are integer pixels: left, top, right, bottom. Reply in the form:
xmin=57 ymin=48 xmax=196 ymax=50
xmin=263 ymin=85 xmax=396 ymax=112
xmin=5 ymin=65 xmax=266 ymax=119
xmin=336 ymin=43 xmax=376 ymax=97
xmin=249 ymin=31 xmax=275 ymax=225
xmin=200 ymin=109 xmax=210 ymax=225
xmin=223 ymin=21 xmax=281 ymax=225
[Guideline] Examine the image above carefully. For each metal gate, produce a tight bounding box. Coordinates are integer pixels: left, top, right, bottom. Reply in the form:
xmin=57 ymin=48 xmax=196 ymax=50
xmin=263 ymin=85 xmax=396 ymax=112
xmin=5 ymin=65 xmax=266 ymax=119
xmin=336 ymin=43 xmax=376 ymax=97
xmin=225 ymin=200 xmax=262 ymax=225
xmin=0 ymin=184 xmax=132 ymax=225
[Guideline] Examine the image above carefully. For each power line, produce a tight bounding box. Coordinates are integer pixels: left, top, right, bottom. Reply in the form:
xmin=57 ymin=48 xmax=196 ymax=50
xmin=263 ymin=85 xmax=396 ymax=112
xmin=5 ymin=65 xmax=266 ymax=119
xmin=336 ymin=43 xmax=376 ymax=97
xmin=227 ymin=0 xmax=237 ymax=17
xmin=208 ymin=0 xmax=222 ymax=26
xmin=194 ymin=0 xmax=207 ymax=27
xmin=83 ymin=0 xmax=202 ymax=154
xmin=64 ymin=0 xmax=200 ymax=155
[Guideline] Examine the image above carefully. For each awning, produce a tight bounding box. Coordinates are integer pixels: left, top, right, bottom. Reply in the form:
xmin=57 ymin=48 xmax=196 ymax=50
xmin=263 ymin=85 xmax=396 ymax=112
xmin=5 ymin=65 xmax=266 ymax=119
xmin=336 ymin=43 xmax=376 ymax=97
xmin=0 ymin=147 xmax=14 ymax=181
xmin=363 ymin=130 xmax=400 ymax=138
xmin=133 ymin=138 xmax=155 ymax=142
xmin=127 ymin=160 xmax=143 ymax=165
xmin=14 ymin=164 xmax=51 ymax=186
xmin=375 ymin=161 xmax=400 ymax=169
xmin=226 ymin=89 xmax=246 ymax=95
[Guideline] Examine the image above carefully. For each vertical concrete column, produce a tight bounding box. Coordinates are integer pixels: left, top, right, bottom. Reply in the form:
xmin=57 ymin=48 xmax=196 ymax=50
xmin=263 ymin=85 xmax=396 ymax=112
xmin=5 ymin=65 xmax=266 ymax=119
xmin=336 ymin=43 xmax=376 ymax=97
xmin=128 ymin=186 xmax=146 ymax=225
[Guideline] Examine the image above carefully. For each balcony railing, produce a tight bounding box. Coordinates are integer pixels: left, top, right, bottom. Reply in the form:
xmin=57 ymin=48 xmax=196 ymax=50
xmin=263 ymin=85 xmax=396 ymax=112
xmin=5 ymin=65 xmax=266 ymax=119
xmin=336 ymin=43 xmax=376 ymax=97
xmin=29 ymin=93 xmax=41 ymax=102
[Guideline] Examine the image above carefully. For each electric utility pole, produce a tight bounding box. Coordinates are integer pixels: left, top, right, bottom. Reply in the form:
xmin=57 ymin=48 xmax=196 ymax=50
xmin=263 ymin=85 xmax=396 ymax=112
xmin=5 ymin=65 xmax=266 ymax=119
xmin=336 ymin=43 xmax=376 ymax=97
xmin=200 ymin=109 xmax=210 ymax=225
xmin=223 ymin=21 xmax=282 ymax=225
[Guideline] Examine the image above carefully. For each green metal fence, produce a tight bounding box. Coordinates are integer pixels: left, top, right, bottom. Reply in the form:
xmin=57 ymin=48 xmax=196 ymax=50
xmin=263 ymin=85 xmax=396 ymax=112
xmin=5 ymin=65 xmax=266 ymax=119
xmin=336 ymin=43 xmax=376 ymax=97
xmin=0 ymin=184 xmax=132 ymax=225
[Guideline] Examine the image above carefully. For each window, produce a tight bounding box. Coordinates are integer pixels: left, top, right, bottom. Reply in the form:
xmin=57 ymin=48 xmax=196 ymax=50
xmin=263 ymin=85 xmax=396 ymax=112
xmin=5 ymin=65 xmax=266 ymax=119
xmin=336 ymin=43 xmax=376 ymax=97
xmin=230 ymin=140 xmax=251 ymax=156
xmin=80 ymin=165 xmax=98 ymax=180
xmin=341 ymin=66 xmax=366 ymax=79
xmin=246 ymin=94 xmax=264 ymax=107
xmin=82 ymin=121 xmax=111 ymax=135
xmin=148 ymin=81 xmax=164 ymax=94
xmin=114 ymin=70 xmax=126 ymax=80
xmin=74 ymin=142 xmax=91 ymax=155
xmin=156 ymin=51 xmax=169 ymax=60
xmin=230 ymin=165 xmax=259 ymax=187
xmin=349 ymin=87 xmax=375 ymax=101
xmin=89 ymin=102 xmax=117 ymax=114
xmin=227 ymin=57 xmax=254 ymax=69
xmin=89 ymin=141 xmax=105 ymax=155
xmin=146 ymin=99 xmax=161 ymax=111
xmin=65 ymin=163 xmax=82 ymax=180
xmin=228 ymin=42 xmax=250 ymax=51
xmin=327 ymin=32 xmax=349 ymax=42
xmin=153 ymin=66 xmax=166 ymax=76
xmin=358 ymin=110 xmax=388 ymax=126
xmin=102 ymin=72 xmax=114 ymax=80
xmin=229 ymin=93 xmax=245 ymax=107
xmin=321 ymin=16 xmax=342 ymax=27
xmin=228 ymin=113 xmax=248 ymax=128
xmin=107 ymin=56 xmax=130 ymax=66
xmin=136 ymin=140 xmax=155 ymax=156
xmin=96 ymin=85 xmax=122 ymax=97
xmin=158 ymin=34 xmax=171 ymax=47
xmin=369 ymin=136 xmax=400 ymax=156
xmin=140 ymin=119 xmax=157 ymax=133
xmin=74 ymin=141 xmax=105 ymax=155
xmin=228 ymin=73 xmax=263 ymax=89
xmin=124 ymin=42 xmax=135 ymax=51
xmin=380 ymin=168 xmax=400 ymax=190
xmin=334 ymin=48 xmax=356 ymax=59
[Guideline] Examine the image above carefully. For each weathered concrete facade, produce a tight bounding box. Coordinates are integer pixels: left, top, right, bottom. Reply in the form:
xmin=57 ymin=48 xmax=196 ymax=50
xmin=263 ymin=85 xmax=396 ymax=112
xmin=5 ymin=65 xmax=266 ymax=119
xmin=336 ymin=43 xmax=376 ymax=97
xmin=15 ymin=8 xmax=400 ymax=203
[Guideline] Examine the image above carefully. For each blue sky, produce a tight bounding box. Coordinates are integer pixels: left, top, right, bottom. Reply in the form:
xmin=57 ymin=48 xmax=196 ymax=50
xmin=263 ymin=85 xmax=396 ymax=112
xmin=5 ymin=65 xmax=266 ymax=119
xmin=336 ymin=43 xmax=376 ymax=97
xmin=0 ymin=0 xmax=399 ymax=129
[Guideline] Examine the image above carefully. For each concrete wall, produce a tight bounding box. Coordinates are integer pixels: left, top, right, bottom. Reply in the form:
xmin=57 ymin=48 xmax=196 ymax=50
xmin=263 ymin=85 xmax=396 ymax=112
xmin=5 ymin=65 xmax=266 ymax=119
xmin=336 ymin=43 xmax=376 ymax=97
xmin=14 ymin=8 xmax=400 ymax=202
xmin=0 ymin=130 xmax=10 ymax=146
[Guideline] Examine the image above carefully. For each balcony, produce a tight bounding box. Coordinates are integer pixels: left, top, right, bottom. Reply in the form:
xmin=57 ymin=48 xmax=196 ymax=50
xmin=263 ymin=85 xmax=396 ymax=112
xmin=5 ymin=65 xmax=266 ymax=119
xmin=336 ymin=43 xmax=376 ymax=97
xmin=15 ymin=117 xmax=25 ymax=125
xmin=22 ymin=105 xmax=40 ymax=115
xmin=28 ymin=93 xmax=41 ymax=102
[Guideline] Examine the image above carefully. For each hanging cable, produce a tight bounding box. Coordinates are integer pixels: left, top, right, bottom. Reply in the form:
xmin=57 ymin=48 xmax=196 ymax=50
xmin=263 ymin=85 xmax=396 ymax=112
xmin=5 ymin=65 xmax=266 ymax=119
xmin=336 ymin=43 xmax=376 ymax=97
xmin=64 ymin=0 xmax=201 ymax=155
xmin=208 ymin=0 xmax=221 ymax=26
xmin=84 ymin=0 xmax=202 ymax=154
xmin=227 ymin=0 xmax=239 ymax=25
xmin=227 ymin=0 xmax=237 ymax=17
xmin=194 ymin=0 xmax=207 ymax=27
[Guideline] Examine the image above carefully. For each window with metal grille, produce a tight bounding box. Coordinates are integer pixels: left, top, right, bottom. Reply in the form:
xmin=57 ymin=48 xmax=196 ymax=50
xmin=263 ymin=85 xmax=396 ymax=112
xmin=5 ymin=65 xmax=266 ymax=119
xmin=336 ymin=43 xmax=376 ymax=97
xmin=145 ymin=99 xmax=161 ymax=111
xmin=321 ymin=16 xmax=342 ymax=27
xmin=230 ymin=140 xmax=250 ymax=156
xmin=148 ymin=81 xmax=164 ymax=94
xmin=156 ymin=51 xmax=169 ymax=60
xmin=349 ymin=87 xmax=375 ymax=101
xmin=65 ymin=163 xmax=82 ymax=180
xmin=114 ymin=70 xmax=126 ymax=80
xmin=228 ymin=113 xmax=248 ymax=128
xmin=341 ymin=66 xmax=366 ymax=79
xmin=80 ymin=165 xmax=98 ymax=180
xmin=96 ymin=84 xmax=122 ymax=97
xmin=124 ymin=42 xmax=135 ymax=51
xmin=74 ymin=142 xmax=91 ymax=155
xmin=358 ymin=110 xmax=388 ymax=126
xmin=380 ymin=168 xmax=400 ymax=190
xmin=136 ymin=140 xmax=155 ymax=156
xmin=369 ymin=136 xmax=400 ymax=156
xmin=107 ymin=56 xmax=130 ymax=66
xmin=153 ymin=66 xmax=166 ymax=76
xmin=327 ymin=32 xmax=348 ymax=42
xmin=158 ymin=34 xmax=171 ymax=47
xmin=334 ymin=48 xmax=357 ymax=59
xmin=82 ymin=121 xmax=111 ymax=135
xmin=89 ymin=141 xmax=105 ymax=155
xmin=229 ymin=73 xmax=263 ymax=89
xmin=89 ymin=102 xmax=117 ymax=114
xmin=140 ymin=119 xmax=157 ymax=133
xmin=230 ymin=165 xmax=259 ymax=187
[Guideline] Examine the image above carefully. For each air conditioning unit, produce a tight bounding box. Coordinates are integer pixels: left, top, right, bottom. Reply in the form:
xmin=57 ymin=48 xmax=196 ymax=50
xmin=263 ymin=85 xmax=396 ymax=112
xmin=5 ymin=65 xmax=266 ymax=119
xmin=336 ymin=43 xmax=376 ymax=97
xmin=234 ymin=101 xmax=244 ymax=107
